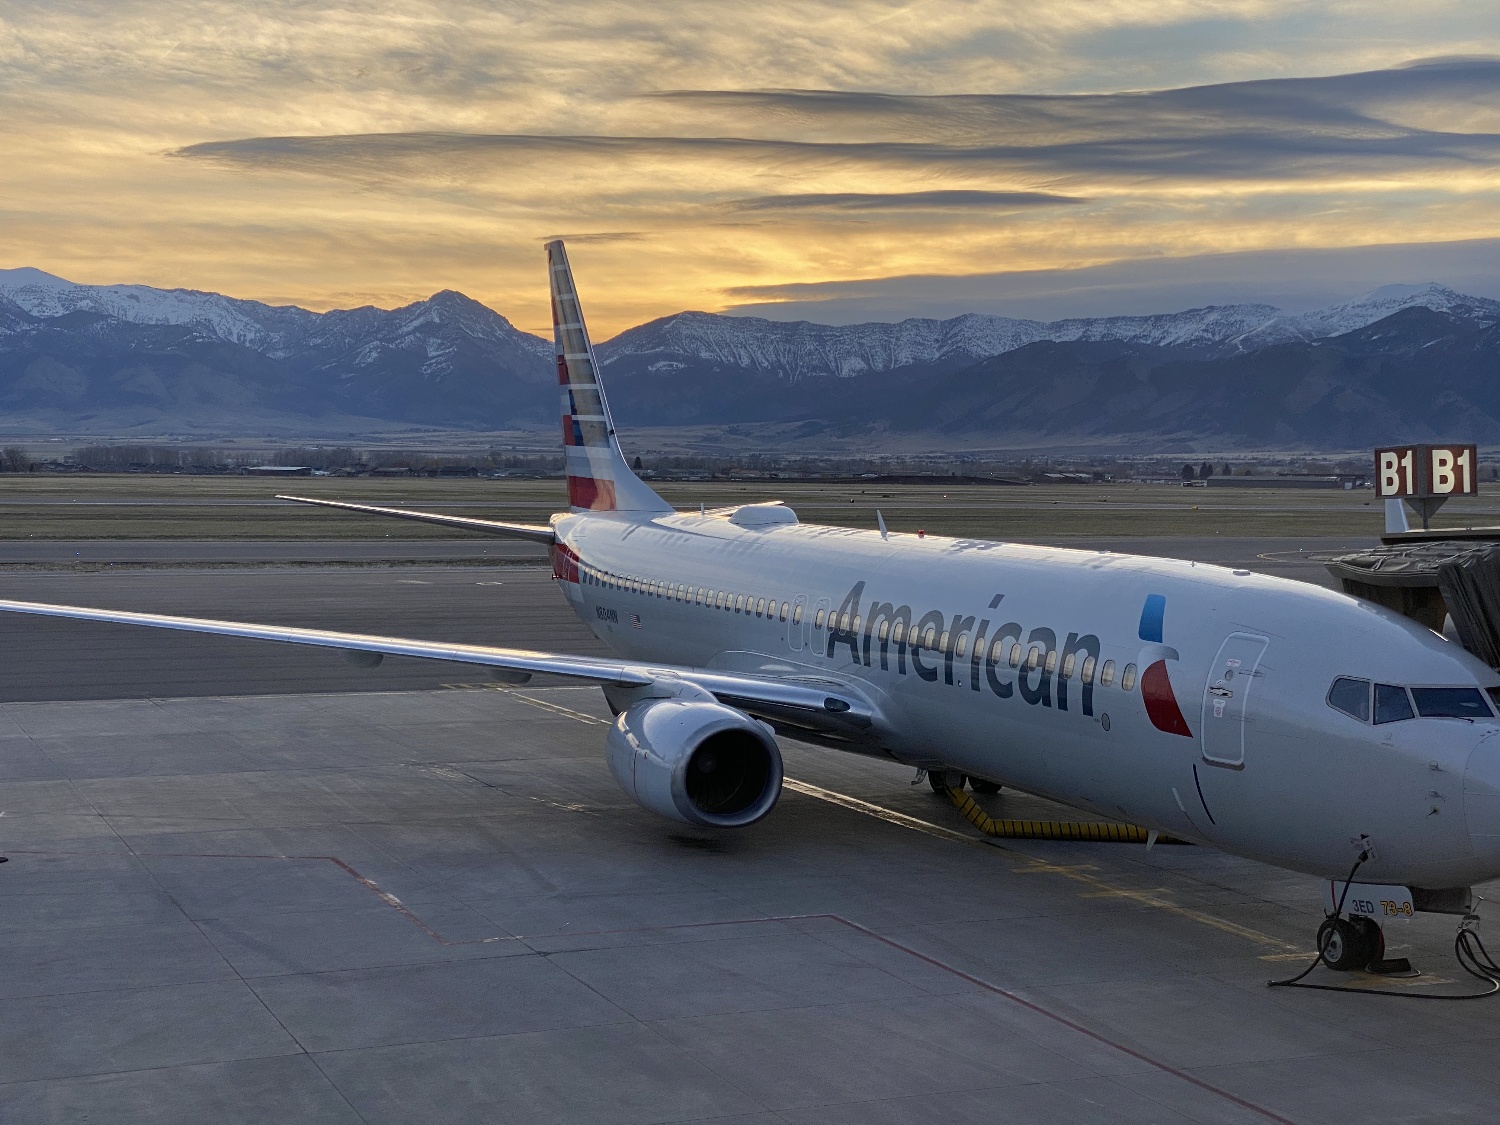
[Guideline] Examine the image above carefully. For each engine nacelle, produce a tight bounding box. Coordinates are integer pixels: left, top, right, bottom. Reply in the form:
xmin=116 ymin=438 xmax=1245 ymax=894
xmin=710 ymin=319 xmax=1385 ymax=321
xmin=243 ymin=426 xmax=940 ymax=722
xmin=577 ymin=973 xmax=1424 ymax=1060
xmin=606 ymin=695 xmax=783 ymax=827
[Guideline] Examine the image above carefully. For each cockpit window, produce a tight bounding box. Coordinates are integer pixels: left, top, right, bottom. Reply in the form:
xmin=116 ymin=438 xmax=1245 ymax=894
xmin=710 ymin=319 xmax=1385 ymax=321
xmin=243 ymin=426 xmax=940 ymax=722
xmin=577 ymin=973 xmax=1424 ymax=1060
xmin=1374 ymin=683 xmax=1415 ymax=725
xmin=1328 ymin=677 xmax=1371 ymax=722
xmin=1411 ymin=687 xmax=1493 ymax=719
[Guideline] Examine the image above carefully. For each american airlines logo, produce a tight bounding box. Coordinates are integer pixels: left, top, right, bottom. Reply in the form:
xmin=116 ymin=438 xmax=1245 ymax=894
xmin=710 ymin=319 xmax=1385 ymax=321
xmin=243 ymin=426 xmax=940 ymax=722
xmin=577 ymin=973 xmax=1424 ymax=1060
xmin=826 ymin=582 xmax=1192 ymax=736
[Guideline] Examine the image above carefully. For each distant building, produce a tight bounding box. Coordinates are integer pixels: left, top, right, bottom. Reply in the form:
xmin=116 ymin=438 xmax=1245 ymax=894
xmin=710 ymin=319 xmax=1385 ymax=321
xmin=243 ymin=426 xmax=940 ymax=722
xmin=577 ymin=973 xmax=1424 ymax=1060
xmin=1205 ymin=475 xmax=1366 ymax=489
xmin=242 ymin=465 xmax=312 ymax=476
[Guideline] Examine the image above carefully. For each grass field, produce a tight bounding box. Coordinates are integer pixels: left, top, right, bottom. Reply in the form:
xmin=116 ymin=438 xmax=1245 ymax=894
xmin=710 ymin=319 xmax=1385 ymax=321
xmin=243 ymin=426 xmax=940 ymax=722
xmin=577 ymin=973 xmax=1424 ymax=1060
xmin=2 ymin=473 xmax=1498 ymax=539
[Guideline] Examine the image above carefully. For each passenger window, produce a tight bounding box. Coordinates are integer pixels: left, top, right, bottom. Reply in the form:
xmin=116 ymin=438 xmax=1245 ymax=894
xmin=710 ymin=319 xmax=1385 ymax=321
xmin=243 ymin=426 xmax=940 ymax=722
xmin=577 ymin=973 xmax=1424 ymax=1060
xmin=955 ymin=633 xmax=969 ymax=659
xmin=1009 ymin=643 xmax=1022 ymax=668
xmin=793 ymin=604 xmax=803 ymax=625
xmin=852 ymin=615 xmax=862 ymax=634
xmin=1412 ymin=687 xmax=1493 ymax=719
xmin=1099 ymin=660 xmax=1116 ymax=687
xmin=1026 ymin=646 xmax=1040 ymax=670
xmin=1062 ymin=652 xmax=1076 ymax=678
xmin=735 ymin=595 xmax=745 ymax=612
xmin=1080 ymin=656 xmax=1095 ymax=684
xmin=878 ymin=620 xmax=890 ymax=641
xmin=939 ymin=630 xmax=950 ymax=654
xmin=989 ymin=638 xmax=1005 ymax=664
xmin=756 ymin=598 xmax=766 ymax=617
xmin=1375 ymin=683 xmax=1415 ymax=724
xmin=814 ymin=608 xmax=826 ymax=628
xmin=840 ymin=612 xmax=851 ymax=632
xmin=892 ymin=622 xmax=905 ymax=644
xmin=1121 ymin=664 xmax=1138 ymax=691
xmin=923 ymin=625 xmax=937 ymax=648
xmin=1327 ymin=677 xmax=1371 ymax=722
xmin=1044 ymin=651 xmax=1058 ymax=674
xmin=780 ymin=603 xmax=789 ymax=622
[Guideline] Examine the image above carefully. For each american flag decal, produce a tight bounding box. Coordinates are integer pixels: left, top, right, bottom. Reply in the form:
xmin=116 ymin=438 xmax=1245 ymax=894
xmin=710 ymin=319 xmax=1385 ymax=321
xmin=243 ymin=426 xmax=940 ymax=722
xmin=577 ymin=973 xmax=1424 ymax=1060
xmin=629 ymin=613 xmax=642 ymax=629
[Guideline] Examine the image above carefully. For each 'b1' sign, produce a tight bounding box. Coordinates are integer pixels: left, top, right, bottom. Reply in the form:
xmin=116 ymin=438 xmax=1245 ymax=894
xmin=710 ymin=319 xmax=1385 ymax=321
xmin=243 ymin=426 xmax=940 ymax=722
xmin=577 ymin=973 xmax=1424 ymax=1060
xmin=1375 ymin=444 xmax=1478 ymax=499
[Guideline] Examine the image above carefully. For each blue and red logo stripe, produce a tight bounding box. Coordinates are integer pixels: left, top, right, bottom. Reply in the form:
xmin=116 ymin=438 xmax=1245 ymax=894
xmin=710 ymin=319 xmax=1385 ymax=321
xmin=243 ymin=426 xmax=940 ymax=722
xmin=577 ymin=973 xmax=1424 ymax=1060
xmin=1139 ymin=594 xmax=1193 ymax=737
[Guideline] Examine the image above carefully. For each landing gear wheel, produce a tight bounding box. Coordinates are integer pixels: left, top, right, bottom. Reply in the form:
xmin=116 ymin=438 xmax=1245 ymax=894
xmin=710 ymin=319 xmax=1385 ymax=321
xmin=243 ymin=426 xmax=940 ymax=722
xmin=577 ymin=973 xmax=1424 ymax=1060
xmin=1353 ymin=916 xmax=1385 ymax=964
xmin=969 ymin=778 xmax=1002 ymax=795
xmin=1317 ymin=916 xmax=1381 ymax=971
xmin=928 ymin=770 xmax=967 ymax=794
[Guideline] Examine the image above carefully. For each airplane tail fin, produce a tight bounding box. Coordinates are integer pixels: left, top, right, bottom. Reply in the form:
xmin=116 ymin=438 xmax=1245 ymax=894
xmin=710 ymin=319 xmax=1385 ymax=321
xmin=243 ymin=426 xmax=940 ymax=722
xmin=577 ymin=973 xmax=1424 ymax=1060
xmin=547 ymin=240 xmax=671 ymax=514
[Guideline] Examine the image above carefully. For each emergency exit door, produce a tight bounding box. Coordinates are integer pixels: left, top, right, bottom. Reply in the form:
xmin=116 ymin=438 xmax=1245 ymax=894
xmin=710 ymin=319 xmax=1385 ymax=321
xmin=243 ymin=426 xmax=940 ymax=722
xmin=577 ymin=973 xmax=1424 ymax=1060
xmin=1200 ymin=633 xmax=1269 ymax=767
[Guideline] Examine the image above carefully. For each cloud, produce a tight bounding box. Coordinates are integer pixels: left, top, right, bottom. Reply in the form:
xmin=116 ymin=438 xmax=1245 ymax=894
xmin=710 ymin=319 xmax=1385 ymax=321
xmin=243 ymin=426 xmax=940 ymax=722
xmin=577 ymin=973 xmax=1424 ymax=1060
xmin=1 ymin=0 xmax=1498 ymax=335
xmin=174 ymin=58 xmax=1500 ymax=192
xmin=723 ymin=237 xmax=1500 ymax=323
xmin=729 ymin=191 xmax=1087 ymax=211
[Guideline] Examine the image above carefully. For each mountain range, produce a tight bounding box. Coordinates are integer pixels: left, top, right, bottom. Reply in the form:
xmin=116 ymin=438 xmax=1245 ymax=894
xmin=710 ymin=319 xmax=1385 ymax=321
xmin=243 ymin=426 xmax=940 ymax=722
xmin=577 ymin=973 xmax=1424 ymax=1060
xmin=0 ymin=266 xmax=1496 ymax=448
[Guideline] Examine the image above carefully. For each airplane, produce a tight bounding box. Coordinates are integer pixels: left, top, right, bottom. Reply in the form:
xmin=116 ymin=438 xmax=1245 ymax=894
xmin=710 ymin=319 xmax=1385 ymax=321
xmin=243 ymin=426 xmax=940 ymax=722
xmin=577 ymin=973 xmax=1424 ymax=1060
xmin=4 ymin=239 xmax=1500 ymax=977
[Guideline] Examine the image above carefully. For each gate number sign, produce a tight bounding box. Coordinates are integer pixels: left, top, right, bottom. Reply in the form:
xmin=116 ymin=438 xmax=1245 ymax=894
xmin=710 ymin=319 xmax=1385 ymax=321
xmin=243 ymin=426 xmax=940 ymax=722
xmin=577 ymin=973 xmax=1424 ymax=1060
xmin=1375 ymin=444 xmax=1478 ymax=499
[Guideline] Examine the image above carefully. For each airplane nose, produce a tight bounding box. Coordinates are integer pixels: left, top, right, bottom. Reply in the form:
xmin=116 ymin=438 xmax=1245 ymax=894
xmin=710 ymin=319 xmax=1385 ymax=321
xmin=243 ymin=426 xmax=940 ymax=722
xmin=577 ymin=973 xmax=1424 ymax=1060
xmin=1464 ymin=731 xmax=1500 ymax=863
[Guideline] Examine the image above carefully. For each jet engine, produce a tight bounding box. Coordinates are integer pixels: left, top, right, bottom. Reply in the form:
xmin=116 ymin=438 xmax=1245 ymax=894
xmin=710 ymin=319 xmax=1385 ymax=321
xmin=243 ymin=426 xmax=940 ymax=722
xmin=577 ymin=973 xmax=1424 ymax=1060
xmin=605 ymin=695 xmax=783 ymax=827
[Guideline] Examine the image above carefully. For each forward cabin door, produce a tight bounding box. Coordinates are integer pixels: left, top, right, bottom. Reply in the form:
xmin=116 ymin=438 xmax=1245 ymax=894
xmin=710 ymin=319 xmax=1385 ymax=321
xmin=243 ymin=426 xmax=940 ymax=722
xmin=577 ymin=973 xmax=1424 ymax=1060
xmin=1199 ymin=633 xmax=1269 ymax=768
xmin=812 ymin=597 xmax=832 ymax=657
xmin=788 ymin=595 xmax=807 ymax=651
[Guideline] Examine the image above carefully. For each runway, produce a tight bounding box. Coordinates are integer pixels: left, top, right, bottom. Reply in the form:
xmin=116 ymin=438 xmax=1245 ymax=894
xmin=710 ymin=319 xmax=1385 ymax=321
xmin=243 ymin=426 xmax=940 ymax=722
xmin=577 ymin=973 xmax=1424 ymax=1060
xmin=4 ymin=534 xmax=1498 ymax=1124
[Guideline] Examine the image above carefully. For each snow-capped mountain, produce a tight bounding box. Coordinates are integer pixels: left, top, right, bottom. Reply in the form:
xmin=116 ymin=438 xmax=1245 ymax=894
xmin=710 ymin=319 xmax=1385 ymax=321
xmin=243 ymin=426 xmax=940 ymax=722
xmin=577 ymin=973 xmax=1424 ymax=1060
xmin=0 ymin=268 xmax=554 ymax=378
xmin=1228 ymin=284 xmax=1500 ymax=352
xmin=0 ymin=267 xmax=320 ymax=353
xmin=0 ymin=267 xmax=1495 ymax=443
xmin=3 ymin=268 xmax=1494 ymax=384
xmin=602 ymin=284 xmax=1499 ymax=380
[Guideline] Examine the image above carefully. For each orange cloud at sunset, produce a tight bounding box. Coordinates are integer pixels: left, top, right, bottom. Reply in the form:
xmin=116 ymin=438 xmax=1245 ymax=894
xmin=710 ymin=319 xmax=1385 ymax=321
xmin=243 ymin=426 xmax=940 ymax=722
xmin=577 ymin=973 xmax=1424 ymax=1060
xmin=1 ymin=2 xmax=1497 ymax=334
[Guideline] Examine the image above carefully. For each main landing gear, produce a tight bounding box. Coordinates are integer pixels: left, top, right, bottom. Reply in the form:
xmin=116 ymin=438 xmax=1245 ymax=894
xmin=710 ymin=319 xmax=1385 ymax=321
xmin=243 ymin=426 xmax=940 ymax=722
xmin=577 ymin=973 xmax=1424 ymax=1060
xmin=924 ymin=770 xmax=1002 ymax=795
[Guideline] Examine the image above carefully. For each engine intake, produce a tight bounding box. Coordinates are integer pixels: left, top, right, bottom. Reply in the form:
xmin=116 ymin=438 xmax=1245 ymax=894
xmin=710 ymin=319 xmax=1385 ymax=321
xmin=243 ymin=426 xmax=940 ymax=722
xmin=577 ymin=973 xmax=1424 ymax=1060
xmin=606 ymin=696 xmax=783 ymax=827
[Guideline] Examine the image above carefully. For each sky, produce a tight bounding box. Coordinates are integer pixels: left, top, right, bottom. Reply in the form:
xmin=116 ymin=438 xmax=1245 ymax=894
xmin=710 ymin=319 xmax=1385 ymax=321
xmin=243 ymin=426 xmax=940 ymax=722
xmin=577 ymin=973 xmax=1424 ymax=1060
xmin=1 ymin=2 xmax=1498 ymax=336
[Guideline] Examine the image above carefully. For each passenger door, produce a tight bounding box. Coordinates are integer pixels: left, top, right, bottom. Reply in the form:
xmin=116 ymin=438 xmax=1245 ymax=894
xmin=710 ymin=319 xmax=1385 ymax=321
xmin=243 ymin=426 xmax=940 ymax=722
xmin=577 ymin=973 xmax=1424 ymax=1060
xmin=1200 ymin=633 xmax=1269 ymax=767
xmin=788 ymin=595 xmax=807 ymax=651
xmin=811 ymin=597 xmax=831 ymax=658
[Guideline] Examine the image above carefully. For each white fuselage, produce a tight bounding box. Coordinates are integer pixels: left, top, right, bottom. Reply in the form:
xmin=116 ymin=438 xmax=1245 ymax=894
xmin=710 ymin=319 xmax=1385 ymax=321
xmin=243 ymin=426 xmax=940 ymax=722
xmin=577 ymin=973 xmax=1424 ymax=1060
xmin=553 ymin=507 xmax=1500 ymax=889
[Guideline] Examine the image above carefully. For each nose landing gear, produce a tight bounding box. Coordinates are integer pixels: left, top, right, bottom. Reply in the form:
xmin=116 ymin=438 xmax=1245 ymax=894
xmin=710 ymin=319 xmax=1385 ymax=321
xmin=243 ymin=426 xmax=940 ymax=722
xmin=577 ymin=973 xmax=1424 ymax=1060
xmin=1315 ymin=915 xmax=1400 ymax=973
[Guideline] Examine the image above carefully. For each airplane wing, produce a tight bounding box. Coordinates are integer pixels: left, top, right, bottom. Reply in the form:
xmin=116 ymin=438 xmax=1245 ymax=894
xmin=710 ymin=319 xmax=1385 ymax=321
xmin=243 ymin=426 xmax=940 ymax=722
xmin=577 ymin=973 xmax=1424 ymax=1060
xmin=276 ymin=495 xmax=555 ymax=544
xmin=0 ymin=599 xmax=878 ymax=743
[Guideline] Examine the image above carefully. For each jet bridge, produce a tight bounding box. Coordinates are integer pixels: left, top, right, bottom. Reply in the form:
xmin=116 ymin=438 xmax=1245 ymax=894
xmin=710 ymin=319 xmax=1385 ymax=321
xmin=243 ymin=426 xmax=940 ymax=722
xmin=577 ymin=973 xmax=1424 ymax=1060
xmin=1327 ymin=538 xmax=1500 ymax=667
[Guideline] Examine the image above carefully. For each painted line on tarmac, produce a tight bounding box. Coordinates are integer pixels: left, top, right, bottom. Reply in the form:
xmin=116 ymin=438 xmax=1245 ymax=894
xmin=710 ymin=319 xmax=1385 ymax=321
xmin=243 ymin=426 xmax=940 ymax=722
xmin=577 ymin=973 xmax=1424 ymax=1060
xmin=485 ymin=683 xmax=1303 ymax=955
xmin=786 ymin=780 xmax=1299 ymax=953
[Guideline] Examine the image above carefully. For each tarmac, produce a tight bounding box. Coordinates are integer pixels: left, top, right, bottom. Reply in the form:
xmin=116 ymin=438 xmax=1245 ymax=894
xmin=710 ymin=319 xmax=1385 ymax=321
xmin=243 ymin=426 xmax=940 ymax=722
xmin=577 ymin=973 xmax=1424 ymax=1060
xmin=4 ymin=535 xmax=1499 ymax=1124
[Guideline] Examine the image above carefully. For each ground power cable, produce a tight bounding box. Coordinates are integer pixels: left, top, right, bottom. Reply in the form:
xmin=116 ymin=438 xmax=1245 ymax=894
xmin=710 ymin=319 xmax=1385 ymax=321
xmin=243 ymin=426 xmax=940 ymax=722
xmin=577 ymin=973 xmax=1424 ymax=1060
xmin=1268 ymin=853 xmax=1500 ymax=1001
xmin=942 ymin=784 xmax=1191 ymax=844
